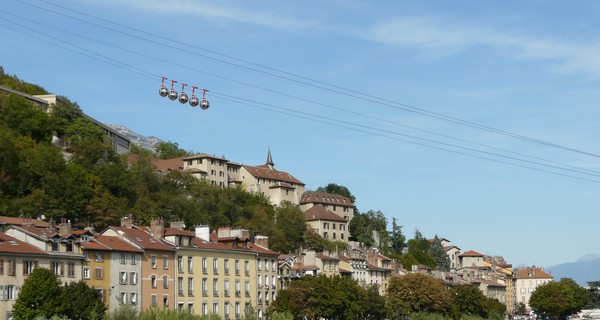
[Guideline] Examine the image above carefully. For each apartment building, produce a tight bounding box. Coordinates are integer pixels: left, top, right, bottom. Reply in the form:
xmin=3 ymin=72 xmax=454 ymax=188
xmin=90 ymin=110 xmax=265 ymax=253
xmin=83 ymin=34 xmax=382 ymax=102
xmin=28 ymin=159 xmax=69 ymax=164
xmin=514 ymin=266 xmax=553 ymax=311
xmin=304 ymin=206 xmax=348 ymax=242
xmin=181 ymin=154 xmax=234 ymax=188
xmin=101 ymin=217 xmax=176 ymax=310
xmin=80 ymin=235 xmax=144 ymax=313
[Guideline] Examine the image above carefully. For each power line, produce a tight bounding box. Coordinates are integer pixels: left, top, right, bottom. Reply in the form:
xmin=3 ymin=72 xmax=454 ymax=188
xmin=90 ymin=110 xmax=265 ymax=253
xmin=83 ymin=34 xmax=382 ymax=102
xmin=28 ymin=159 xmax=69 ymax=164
xmin=13 ymin=0 xmax=600 ymax=159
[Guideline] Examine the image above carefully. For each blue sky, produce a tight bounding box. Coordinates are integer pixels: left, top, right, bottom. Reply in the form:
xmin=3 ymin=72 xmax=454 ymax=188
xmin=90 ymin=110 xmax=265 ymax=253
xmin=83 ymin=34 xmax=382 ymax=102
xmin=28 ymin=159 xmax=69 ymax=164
xmin=2 ymin=0 xmax=600 ymax=268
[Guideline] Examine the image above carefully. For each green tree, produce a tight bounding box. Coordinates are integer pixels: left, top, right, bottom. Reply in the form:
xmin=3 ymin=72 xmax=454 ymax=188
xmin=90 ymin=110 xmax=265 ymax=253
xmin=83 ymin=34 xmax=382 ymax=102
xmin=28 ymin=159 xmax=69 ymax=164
xmin=270 ymin=201 xmax=307 ymax=253
xmin=13 ymin=268 xmax=64 ymax=319
xmin=429 ymin=235 xmax=451 ymax=271
xmin=529 ymin=278 xmax=589 ymax=320
xmin=155 ymin=141 xmax=190 ymax=159
xmin=405 ymin=230 xmax=436 ymax=269
xmin=60 ymin=281 xmax=106 ymax=319
xmin=450 ymin=285 xmax=487 ymax=319
xmin=386 ymin=273 xmax=451 ymax=317
xmin=586 ymin=281 xmax=600 ymax=309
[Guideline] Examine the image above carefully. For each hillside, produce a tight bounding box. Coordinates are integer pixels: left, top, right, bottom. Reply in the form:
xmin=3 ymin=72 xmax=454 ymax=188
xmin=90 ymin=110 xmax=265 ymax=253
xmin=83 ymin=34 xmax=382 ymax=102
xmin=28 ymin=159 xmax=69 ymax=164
xmin=548 ymin=255 xmax=600 ymax=286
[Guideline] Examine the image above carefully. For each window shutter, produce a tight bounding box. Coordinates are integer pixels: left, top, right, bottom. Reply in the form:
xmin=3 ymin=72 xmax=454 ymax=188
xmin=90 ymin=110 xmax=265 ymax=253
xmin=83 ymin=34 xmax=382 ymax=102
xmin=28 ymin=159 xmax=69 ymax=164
xmin=0 ymin=285 xmax=4 ymax=301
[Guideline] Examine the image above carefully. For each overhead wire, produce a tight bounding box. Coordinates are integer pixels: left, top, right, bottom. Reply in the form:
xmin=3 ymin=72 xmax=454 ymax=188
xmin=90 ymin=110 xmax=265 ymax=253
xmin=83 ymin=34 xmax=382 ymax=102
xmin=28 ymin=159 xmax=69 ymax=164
xmin=2 ymin=3 xmax=600 ymax=183
xmin=13 ymin=0 xmax=600 ymax=159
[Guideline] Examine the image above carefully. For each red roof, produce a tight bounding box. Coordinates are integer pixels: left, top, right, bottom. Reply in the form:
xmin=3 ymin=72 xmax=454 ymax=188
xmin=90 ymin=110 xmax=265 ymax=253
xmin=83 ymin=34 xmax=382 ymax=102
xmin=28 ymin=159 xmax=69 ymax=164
xmin=111 ymin=227 xmax=175 ymax=252
xmin=164 ymin=228 xmax=196 ymax=237
xmin=460 ymin=250 xmax=484 ymax=257
xmin=243 ymin=164 xmax=304 ymax=185
xmin=0 ymin=216 xmax=50 ymax=228
xmin=81 ymin=235 xmax=143 ymax=253
xmin=0 ymin=233 xmax=47 ymax=255
xmin=316 ymin=253 xmax=339 ymax=262
xmin=515 ymin=267 xmax=553 ymax=280
xmin=304 ymin=206 xmax=346 ymax=222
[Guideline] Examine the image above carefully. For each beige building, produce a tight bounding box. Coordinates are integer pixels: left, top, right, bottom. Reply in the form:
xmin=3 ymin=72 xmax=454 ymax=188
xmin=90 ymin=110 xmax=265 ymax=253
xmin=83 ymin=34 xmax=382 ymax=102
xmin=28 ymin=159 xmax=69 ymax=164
xmin=239 ymin=151 xmax=305 ymax=206
xmin=181 ymin=154 xmax=236 ymax=188
xmin=514 ymin=266 xmax=553 ymax=311
xmin=304 ymin=206 xmax=348 ymax=242
xmin=366 ymin=248 xmax=394 ymax=295
xmin=300 ymin=191 xmax=356 ymax=222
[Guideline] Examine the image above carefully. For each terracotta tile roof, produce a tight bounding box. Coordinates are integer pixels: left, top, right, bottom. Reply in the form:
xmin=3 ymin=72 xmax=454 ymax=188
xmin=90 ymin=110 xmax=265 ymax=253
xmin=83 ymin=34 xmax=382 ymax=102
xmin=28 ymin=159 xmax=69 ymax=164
xmin=268 ymin=182 xmax=296 ymax=189
xmin=472 ymin=279 xmax=506 ymax=287
xmin=303 ymin=265 xmax=320 ymax=271
xmin=111 ymin=227 xmax=175 ymax=252
xmin=368 ymin=263 xmax=385 ymax=271
xmin=151 ymin=157 xmax=186 ymax=173
xmin=304 ymin=206 xmax=346 ymax=222
xmin=339 ymin=267 xmax=352 ymax=274
xmin=444 ymin=245 xmax=461 ymax=251
xmin=515 ymin=267 xmax=553 ymax=280
xmin=378 ymin=254 xmax=392 ymax=261
xmin=0 ymin=215 xmax=50 ymax=228
xmin=242 ymin=164 xmax=304 ymax=185
xmin=0 ymin=233 xmax=47 ymax=255
xmin=460 ymin=250 xmax=484 ymax=257
xmin=81 ymin=235 xmax=143 ymax=253
xmin=14 ymin=225 xmax=60 ymax=240
xmin=249 ymin=243 xmax=279 ymax=256
xmin=164 ymin=228 xmax=196 ymax=237
xmin=300 ymin=191 xmax=355 ymax=207
xmin=182 ymin=153 xmax=229 ymax=161
xmin=316 ymin=253 xmax=339 ymax=262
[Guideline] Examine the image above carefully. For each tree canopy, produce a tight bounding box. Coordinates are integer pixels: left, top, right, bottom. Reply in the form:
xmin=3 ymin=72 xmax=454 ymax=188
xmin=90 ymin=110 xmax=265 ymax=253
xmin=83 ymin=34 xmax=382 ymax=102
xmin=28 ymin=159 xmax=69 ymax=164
xmin=529 ymin=278 xmax=589 ymax=320
xmin=386 ymin=273 xmax=451 ymax=317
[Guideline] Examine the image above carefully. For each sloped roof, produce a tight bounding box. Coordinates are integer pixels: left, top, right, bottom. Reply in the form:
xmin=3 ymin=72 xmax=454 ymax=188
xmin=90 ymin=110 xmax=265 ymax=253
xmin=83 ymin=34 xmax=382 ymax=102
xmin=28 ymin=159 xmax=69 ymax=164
xmin=111 ymin=226 xmax=175 ymax=252
xmin=0 ymin=215 xmax=50 ymax=228
xmin=460 ymin=250 xmax=484 ymax=257
xmin=0 ymin=233 xmax=47 ymax=255
xmin=164 ymin=228 xmax=196 ymax=237
xmin=515 ymin=267 xmax=553 ymax=280
xmin=81 ymin=235 xmax=143 ymax=253
xmin=300 ymin=191 xmax=354 ymax=207
xmin=316 ymin=253 xmax=340 ymax=262
xmin=242 ymin=164 xmax=304 ymax=185
xmin=304 ymin=206 xmax=346 ymax=222
xmin=249 ymin=243 xmax=279 ymax=256
xmin=182 ymin=153 xmax=229 ymax=162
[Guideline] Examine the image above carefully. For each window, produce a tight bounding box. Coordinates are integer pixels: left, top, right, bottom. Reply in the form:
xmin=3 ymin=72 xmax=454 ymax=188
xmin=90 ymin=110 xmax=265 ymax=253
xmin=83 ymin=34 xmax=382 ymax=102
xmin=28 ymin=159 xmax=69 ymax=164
xmin=202 ymin=302 xmax=208 ymax=315
xmin=163 ymin=275 xmax=169 ymax=289
xmin=188 ymin=277 xmax=194 ymax=296
xmin=213 ymin=258 xmax=219 ymax=274
xmin=235 ymin=260 xmax=240 ymax=275
xmin=520 ymin=288 xmax=526 ymax=293
xmin=151 ymin=255 xmax=157 ymax=269
xmin=271 ymin=259 xmax=276 ymax=272
xmin=131 ymin=253 xmax=136 ymax=265
xmin=224 ymin=279 xmax=230 ymax=296
xmin=163 ymin=255 xmax=169 ymax=269
xmin=245 ymin=260 xmax=250 ymax=275
xmin=178 ymin=277 xmax=184 ymax=295
xmin=119 ymin=271 xmax=128 ymax=284
xmin=245 ymin=281 xmax=250 ymax=297
xmin=257 ymin=275 xmax=262 ymax=287
xmin=51 ymin=240 xmax=58 ymax=252
xmin=120 ymin=253 xmax=126 ymax=264
xmin=235 ymin=302 xmax=241 ymax=319
xmin=213 ymin=279 xmax=219 ymax=296
xmin=130 ymin=272 xmax=137 ymax=285
xmin=224 ymin=302 xmax=231 ymax=319
xmin=83 ymin=266 xmax=90 ymax=279
xmin=120 ymin=292 xmax=127 ymax=305
xmin=271 ymin=275 xmax=276 ymax=288
xmin=178 ymin=256 xmax=183 ymax=273
xmin=67 ymin=262 xmax=75 ymax=277
xmin=202 ymin=257 xmax=208 ymax=273
xmin=257 ymin=259 xmax=261 ymax=271
xmin=265 ymin=275 xmax=269 ymax=287
xmin=163 ymin=295 xmax=169 ymax=308
xmin=23 ymin=260 xmax=37 ymax=276
xmin=94 ymin=267 xmax=103 ymax=279
xmin=151 ymin=275 xmax=157 ymax=288
xmin=151 ymin=294 xmax=157 ymax=306
xmin=52 ymin=261 xmax=64 ymax=277
xmin=333 ymin=223 xmax=336 ymax=229
xmin=5 ymin=285 xmax=15 ymax=300
xmin=94 ymin=252 xmax=103 ymax=262
xmin=130 ymin=293 xmax=137 ymax=305
xmin=264 ymin=259 xmax=269 ymax=271
xmin=224 ymin=259 xmax=230 ymax=274
xmin=0 ymin=259 xmax=4 ymax=275
xmin=213 ymin=302 xmax=219 ymax=314
xmin=188 ymin=256 xmax=193 ymax=273
xmin=202 ymin=278 xmax=208 ymax=296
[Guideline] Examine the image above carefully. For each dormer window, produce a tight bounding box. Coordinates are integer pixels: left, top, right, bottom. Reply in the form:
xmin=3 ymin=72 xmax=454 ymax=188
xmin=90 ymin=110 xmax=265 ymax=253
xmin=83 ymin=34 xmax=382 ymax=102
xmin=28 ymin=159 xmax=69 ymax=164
xmin=51 ymin=240 xmax=59 ymax=252
xmin=81 ymin=235 xmax=89 ymax=242
xmin=66 ymin=240 xmax=73 ymax=253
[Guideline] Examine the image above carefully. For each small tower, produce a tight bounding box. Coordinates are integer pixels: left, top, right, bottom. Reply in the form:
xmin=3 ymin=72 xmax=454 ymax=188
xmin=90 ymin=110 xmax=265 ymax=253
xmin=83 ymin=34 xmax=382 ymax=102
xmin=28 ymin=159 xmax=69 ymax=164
xmin=266 ymin=148 xmax=275 ymax=169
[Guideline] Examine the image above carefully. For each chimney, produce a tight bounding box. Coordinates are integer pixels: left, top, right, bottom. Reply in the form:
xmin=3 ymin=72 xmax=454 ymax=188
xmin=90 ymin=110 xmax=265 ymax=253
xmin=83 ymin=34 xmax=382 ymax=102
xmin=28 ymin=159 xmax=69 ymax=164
xmin=195 ymin=225 xmax=210 ymax=242
xmin=217 ymin=227 xmax=231 ymax=238
xmin=58 ymin=218 xmax=72 ymax=235
xmin=150 ymin=217 xmax=164 ymax=241
xmin=254 ymin=235 xmax=269 ymax=249
xmin=121 ymin=215 xmax=134 ymax=229
xmin=170 ymin=220 xmax=185 ymax=230
xmin=48 ymin=219 xmax=56 ymax=232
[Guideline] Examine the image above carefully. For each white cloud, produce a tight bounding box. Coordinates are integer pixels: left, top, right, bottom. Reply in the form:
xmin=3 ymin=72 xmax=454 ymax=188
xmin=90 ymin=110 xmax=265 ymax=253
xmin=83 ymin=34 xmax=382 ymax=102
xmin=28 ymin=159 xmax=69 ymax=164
xmin=365 ymin=16 xmax=600 ymax=77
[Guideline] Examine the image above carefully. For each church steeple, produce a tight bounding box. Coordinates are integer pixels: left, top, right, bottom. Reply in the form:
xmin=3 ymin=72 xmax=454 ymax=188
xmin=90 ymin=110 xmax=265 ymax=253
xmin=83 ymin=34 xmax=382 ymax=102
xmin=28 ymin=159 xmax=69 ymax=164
xmin=266 ymin=148 xmax=274 ymax=168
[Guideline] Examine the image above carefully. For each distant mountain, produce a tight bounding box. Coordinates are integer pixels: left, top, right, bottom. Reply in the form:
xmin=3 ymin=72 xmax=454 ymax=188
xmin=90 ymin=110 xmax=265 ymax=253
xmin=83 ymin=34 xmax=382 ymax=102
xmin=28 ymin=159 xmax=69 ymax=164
xmin=108 ymin=124 xmax=164 ymax=152
xmin=548 ymin=255 xmax=600 ymax=286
